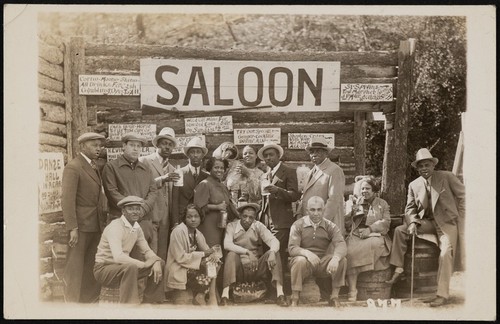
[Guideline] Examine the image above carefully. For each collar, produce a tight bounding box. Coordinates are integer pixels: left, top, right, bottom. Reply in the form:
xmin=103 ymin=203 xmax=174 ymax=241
xmin=303 ymin=215 xmax=326 ymax=229
xmin=271 ymin=161 xmax=282 ymax=176
xmin=235 ymin=220 xmax=254 ymax=234
xmin=188 ymin=164 xmax=200 ymax=174
xmin=80 ymin=152 xmax=92 ymax=164
xmin=120 ymin=215 xmax=141 ymax=231
xmin=426 ymin=175 xmax=432 ymax=186
xmin=117 ymin=155 xmax=146 ymax=170
xmin=155 ymin=152 xmax=168 ymax=165
xmin=316 ymin=158 xmax=328 ymax=170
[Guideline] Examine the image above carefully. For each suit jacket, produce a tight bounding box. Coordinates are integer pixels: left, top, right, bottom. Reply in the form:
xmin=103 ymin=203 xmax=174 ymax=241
xmin=297 ymin=158 xmax=346 ymax=234
xmin=171 ymin=165 xmax=209 ymax=226
xmin=259 ymin=163 xmax=300 ymax=229
xmin=62 ymin=154 xmax=106 ymax=232
xmin=406 ymin=170 xmax=465 ymax=270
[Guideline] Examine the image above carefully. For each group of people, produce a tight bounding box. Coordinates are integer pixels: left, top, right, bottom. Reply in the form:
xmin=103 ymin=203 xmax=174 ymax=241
xmin=61 ymin=126 xmax=465 ymax=308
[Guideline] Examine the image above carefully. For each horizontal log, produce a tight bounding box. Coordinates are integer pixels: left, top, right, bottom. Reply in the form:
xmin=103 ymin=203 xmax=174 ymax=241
xmin=40 ymin=257 xmax=53 ymax=275
xmin=39 ymin=88 xmax=66 ymax=105
xmin=40 ymin=211 xmax=64 ymax=223
xmin=38 ymin=73 xmax=64 ymax=93
xmin=97 ymin=110 xmax=142 ymax=123
xmin=39 ymin=222 xmax=66 ymax=242
xmin=40 ymin=120 xmax=67 ymax=137
xmin=38 ymin=31 xmax=64 ymax=50
xmin=39 ymin=241 xmax=52 ymax=258
xmin=39 ymin=57 xmax=64 ymax=81
xmin=233 ymin=122 xmax=353 ymax=134
xmin=53 ymin=230 xmax=69 ymax=245
xmin=40 ymin=103 xmax=66 ymax=124
xmin=340 ymin=101 xmax=394 ymax=112
xmin=39 ymin=133 xmax=67 ymax=148
xmin=86 ymin=43 xmax=398 ymax=65
xmin=87 ymin=96 xmax=141 ymax=111
xmin=39 ymin=145 xmax=68 ymax=163
xmin=340 ymin=65 xmax=397 ymax=79
xmin=39 ymin=40 xmax=64 ymax=65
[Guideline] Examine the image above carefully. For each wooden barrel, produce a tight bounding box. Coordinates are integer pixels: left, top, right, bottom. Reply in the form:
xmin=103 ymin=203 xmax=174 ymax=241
xmin=299 ymin=277 xmax=320 ymax=304
xmin=356 ymin=267 xmax=392 ymax=300
xmin=99 ymin=286 xmax=120 ymax=303
xmin=393 ymin=238 xmax=440 ymax=298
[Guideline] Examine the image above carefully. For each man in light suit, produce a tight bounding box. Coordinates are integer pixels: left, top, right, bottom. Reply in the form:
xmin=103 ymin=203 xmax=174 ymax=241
xmin=62 ymin=132 xmax=107 ymax=303
xmin=140 ymin=127 xmax=180 ymax=261
xmin=386 ymin=148 xmax=465 ymax=307
xmin=171 ymin=137 xmax=209 ymax=227
xmin=257 ymin=141 xmax=300 ymax=291
xmin=296 ymin=137 xmax=346 ymax=235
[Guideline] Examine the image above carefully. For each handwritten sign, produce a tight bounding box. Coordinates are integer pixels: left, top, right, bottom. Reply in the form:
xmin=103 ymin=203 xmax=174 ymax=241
xmin=340 ymin=83 xmax=393 ymax=102
xmin=108 ymin=124 xmax=156 ymax=141
xmin=79 ymin=75 xmax=140 ymax=96
xmin=184 ymin=116 xmax=233 ymax=134
xmin=38 ymin=152 xmax=64 ymax=214
xmin=234 ymin=128 xmax=281 ymax=145
xmin=106 ymin=147 xmax=156 ymax=161
xmin=172 ymin=135 xmax=207 ymax=154
xmin=288 ymin=133 xmax=335 ymax=149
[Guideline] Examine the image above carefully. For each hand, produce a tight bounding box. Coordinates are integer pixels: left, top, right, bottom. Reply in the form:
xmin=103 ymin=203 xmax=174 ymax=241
xmin=247 ymin=251 xmax=259 ymax=272
xmin=68 ymin=229 xmax=79 ymax=248
xmin=327 ymin=258 xmax=339 ymax=274
xmin=149 ymin=261 xmax=163 ymax=284
xmin=206 ymin=253 xmax=219 ymax=263
xmin=265 ymin=185 xmax=280 ymax=194
xmin=305 ymin=251 xmax=321 ymax=268
xmin=144 ymin=258 xmax=157 ymax=268
xmin=408 ymin=223 xmax=417 ymax=235
xmin=218 ymin=201 xmax=227 ymax=212
xmin=204 ymin=248 xmax=215 ymax=257
xmin=359 ymin=227 xmax=371 ymax=239
xmin=267 ymin=252 xmax=277 ymax=270
xmin=164 ymin=172 xmax=180 ymax=182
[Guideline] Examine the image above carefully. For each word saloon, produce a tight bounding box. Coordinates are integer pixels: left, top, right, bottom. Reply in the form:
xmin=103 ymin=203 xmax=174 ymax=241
xmin=140 ymin=59 xmax=340 ymax=112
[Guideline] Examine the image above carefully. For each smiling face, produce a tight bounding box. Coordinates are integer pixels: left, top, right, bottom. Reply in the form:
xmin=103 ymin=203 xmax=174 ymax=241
xmin=187 ymin=147 xmax=204 ymax=167
xmin=240 ymin=207 xmax=257 ymax=231
xmin=262 ymin=148 xmax=280 ymax=168
xmin=242 ymin=146 xmax=257 ymax=167
xmin=416 ymin=159 xmax=436 ymax=179
xmin=80 ymin=139 xmax=103 ymax=160
xmin=360 ymin=181 xmax=375 ymax=200
xmin=185 ymin=208 xmax=201 ymax=230
xmin=123 ymin=140 xmax=143 ymax=161
xmin=307 ymin=198 xmax=325 ymax=224
xmin=210 ymin=159 xmax=226 ymax=180
xmin=157 ymin=138 xmax=175 ymax=159
xmin=308 ymin=148 xmax=328 ymax=166
xmin=122 ymin=204 xmax=143 ymax=224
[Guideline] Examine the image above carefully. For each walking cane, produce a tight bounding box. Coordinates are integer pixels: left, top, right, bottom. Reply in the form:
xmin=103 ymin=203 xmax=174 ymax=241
xmin=410 ymin=231 xmax=416 ymax=306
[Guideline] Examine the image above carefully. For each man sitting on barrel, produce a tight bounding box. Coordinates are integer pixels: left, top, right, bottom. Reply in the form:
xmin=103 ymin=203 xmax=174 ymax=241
xmin=93 ymin=196 xmax=165 ymax=304
xmin=220 ymin=202 xmax=289 ymax=307
xmin=386 ymin=148 xmax=465 ymax=307
xmin=288 ymin=196 xmax=347 ymax=307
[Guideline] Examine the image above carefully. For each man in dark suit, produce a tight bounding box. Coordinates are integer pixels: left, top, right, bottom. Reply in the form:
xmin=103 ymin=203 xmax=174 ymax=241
xmin=386 ymin=148 xmax=465 ymax=307
xmin=257 ymin=141 xmax=300 ymax=292
xmin=62 ymin=132 xmax=107 ymax=303
xmin=171 ymin=136 xmax=209 ymax=228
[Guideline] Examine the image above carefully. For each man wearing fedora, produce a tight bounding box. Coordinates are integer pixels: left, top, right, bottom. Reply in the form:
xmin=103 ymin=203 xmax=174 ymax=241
xmin=220 ymin=202 xmax=288 ymax=307
xmin=93 ymin=196 xmax=165 ymax=304
xmin=102 ymin=132 xmax=158 ymax=249
xmin=62 ymin=132 xmax=107 ymax=303
xmin=140 ymin=127 xmax=180 ymax=261
xmin=296 ymin=137 xmax=346 ymax=236
xmin=386 ymin=148 xmax=465 ymax=307
xmin=257 ymin=141 xmax=300 ymax=293
xmin=171 ymin=136 xmax=209 ymax=228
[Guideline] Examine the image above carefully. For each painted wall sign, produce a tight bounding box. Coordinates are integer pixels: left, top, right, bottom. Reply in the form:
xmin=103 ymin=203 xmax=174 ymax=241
xmin=184 ymin=116 xmax=233 ymax=134
xmin=38 ymin=152 xmax=64 ymax=214
xmin=234 ymin=128 xmax=281 ymax=145
xmin=79 ymin=75 xmax=141 ymax=96
xmin=106 ymin=147 xmax=156 ymax=161
xmin=340 ymin=83 xmax=393 ymax=102
xmin=108 ymin=124 xmax=157 ymax=141
xmin=140 ymin=59 xmax=340 ymax=112
xmin=288 ymin=133 xmax=335 ymax=149
xmin=172 ymin=135 xmax=207 ymax=154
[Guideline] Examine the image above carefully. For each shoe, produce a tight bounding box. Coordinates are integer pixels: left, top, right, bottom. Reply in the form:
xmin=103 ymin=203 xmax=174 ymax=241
xmin=385 ymin=271 xmax=402 ymax=284
xmin=193 ymin=293 xmax=207 ymax=306
xmin=276 ymin=295 xmax=289 ymax=307
xmin=328 ymin=298 xmax=341 ymax=307
xmin=347 ymin=290 xmax=357 ymax=302
xmin=423 ymin=296 xmax=437 ymax=303
xmin=430 ymin=296 xmax=447 ymax=307
xmin=219 ymin=297 xmax=229 ymax=306
xmin=290 ymin=298 xmax=299 ymax=307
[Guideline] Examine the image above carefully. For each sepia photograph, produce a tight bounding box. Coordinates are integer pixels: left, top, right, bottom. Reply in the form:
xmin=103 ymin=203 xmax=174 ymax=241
xmin=4 ymin=4 xmax=496 ymax=320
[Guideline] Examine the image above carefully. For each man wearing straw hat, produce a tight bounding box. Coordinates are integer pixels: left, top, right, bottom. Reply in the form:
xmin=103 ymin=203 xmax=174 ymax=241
xmin=386 ymin=148 xmax=465 ymax=307
xmin=140 ymin=127 xmax=180 ymax=261
xmin=171 ymin=136 xmax=209 ymax=228
xmin=62 ymin=132 xmax=107 ymax=303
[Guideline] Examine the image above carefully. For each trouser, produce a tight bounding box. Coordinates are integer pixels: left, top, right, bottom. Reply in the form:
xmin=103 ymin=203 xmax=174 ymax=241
xmin=63 ymin=231 xmax=101 ymax=303
xmin=222 ymin=250 xmax=283 ymax=289
xmin=289 ymin=255 xmax=346 ymax=298
xmin=93 ymin=260 xmax=166 ymax=304
xmin=389 ymin=222 xmax=456 ymax=299
xmin=157 ymin=217 xmax=170 ymax=262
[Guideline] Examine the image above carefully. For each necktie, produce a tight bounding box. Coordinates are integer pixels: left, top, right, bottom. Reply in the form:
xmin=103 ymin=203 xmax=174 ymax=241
xmin=193 ymin=167 xmax=198 ymax=180
xmin=91 ymin=160 xmax=99 ymax=176
xmin=308 ymin=167 xmax=317 ymax=182
xmin=162 ymin=159 xmax=169 ymax=169
xmin=425 ymin=179 xmax=432 ymax=216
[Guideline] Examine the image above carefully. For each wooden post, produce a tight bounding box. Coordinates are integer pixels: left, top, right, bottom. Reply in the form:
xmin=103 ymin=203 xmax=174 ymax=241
xmin=381 ymin=39 xmax=416 ymax=214
xmin=65 ymin=37 xmax=87 ymax=159
xmin=354 ymin=111 xmax=367 ymax=176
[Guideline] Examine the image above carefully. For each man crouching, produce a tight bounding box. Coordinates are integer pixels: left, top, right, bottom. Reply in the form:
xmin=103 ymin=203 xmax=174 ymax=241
xmin=93 ymin=196 xmax=165 ymax=304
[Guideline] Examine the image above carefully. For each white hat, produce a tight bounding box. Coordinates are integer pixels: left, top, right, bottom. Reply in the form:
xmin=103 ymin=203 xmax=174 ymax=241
xmin=257 ymin=141 xmax=284 ymax=161
xmin=305 ymin=137 xmax=333 ymax=153
xmin=153 ymin=127 xmax=177 ymax=148
xmin=183 ymin=137 xmax=208 ymax=157
xmin=411 ymin=148 xmax=439 ymax=168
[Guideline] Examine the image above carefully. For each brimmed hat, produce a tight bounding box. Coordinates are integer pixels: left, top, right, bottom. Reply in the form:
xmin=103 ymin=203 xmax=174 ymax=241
xmin=183 ymin=137 xmax=208 ymax=157
xmin=153 ymin=127 xmax=177 ymax=148
xmin=121 ymin=132 xmax=148 ymax=145
xmin=257 ymin=141 xmax=284 ymax=161
xmin=305 ymin=137 xmax=333 ymax=153
xmin=212 ymin=142 xmax=239 ymax=160
xmin=237 ymin=202 xmax=261 ymax=214
xmin=77 ymin=132 xmax=105 ymax=144
xmin=117 ymin=196 xmax=144 ymax=209
xmin=411 ymin=148 xmax=439 ymax=168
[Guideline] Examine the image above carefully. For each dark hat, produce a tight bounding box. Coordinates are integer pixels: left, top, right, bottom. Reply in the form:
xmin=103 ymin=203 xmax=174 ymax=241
xmin=77 ymin=132 xmax=105 ymax=144
xmin=121 ymin=132 xmax=147 ymax=145
xmin=237 ymin=202 xmax=261 ymax=214
xmin=117 ymin=196 xmax=144 ymax=209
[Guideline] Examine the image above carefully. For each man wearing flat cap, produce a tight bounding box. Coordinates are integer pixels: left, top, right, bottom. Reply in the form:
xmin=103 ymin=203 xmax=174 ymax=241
xmin=386 ymin=148 xmax=465 ymax=307
xmin=140 ymin=127 xmax=180 ymax=260
xmin=62 ymin=132 xmax=107 ymax=303
xmin=102 ymin=132 xmax=158 ymax=249
xmin=296 ymin=137 xmax=346 ymax=236
xmin=93 ymin=196 xmax=165 ymax=304
xmin=220 ymin=202 xmax=288 ymax=307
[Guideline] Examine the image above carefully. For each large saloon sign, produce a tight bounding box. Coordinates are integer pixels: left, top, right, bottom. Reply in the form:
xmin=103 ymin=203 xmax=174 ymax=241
xmin=140 ymin=59 xmax=341 ymax=112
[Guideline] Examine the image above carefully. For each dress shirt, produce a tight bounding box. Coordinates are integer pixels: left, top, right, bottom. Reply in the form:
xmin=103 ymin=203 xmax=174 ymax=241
xmin=80 ymin=152 xmax=92 ymax=164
